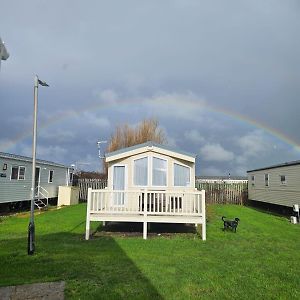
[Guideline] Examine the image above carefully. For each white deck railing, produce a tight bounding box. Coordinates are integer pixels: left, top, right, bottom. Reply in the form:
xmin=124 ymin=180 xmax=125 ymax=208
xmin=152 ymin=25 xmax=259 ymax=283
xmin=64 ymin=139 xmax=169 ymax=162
xmin=86 ymin=188 xmax=206 ymax=240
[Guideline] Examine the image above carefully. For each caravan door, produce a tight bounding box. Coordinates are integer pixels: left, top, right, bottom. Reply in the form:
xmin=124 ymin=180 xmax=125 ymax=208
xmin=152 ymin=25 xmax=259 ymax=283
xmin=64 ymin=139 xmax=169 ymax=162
xmin=34 ymin=167 xmax=40 ymax=197
xmin=113 ymin=165 xmax=126 ymax=206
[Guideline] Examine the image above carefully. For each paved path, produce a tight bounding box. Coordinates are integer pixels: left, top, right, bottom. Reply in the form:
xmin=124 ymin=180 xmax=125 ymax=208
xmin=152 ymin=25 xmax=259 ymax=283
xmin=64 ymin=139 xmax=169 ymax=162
xmin=0 ymin=281 xmax=65 ymax=300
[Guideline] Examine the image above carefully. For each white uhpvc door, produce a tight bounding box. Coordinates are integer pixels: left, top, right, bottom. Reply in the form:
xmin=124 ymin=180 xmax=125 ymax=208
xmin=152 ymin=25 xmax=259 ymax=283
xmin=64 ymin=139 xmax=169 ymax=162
xmin=113 ymin=165 xmax=126 ymax=206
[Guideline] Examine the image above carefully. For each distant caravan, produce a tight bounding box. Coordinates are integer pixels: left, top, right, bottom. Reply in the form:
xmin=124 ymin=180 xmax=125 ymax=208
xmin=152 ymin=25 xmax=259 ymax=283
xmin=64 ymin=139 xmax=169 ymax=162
xmin=0 ymin=152 xmax=73 ymax=208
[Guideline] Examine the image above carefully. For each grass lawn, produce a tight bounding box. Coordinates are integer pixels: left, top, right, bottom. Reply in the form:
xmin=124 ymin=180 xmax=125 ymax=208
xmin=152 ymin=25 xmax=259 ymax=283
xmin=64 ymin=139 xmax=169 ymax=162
xmin=0 ymin=204 xmax=299 ymax=299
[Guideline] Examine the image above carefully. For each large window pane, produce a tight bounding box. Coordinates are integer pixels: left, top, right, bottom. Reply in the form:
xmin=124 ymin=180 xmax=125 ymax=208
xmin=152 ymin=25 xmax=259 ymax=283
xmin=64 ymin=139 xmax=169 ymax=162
xmin=11 ymin=166 xmax=18 ymax=180
xmin=174 ymin=163 xmax=190 ymax=186
xmin=152 ymin=157 xmax=167 ymax=186
xmin=134 ymin=157 xmax=148 ymax=186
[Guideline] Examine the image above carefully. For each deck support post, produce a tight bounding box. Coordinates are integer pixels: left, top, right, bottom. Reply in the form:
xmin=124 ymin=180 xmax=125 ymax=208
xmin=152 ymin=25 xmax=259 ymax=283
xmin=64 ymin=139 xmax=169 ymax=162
xmin=85 ymin=188 xmax=92 ymax=240
xmin=202 ymin=221 xmax=206 ymax=241
xmin=103 ymin=221 xmax=106 ymax=227
xmin=85 ymin=219 xmax=90 ymax=240
xmin=143 ymin=221 xmax=147 ymax=240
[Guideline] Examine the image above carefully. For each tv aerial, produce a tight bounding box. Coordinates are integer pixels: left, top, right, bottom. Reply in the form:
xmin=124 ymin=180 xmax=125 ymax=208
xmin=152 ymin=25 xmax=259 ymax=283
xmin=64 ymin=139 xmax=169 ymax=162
xmin=97 ymin=140 xmax=107 ymax=159
xmin=97 ymin=140 xmax=107 ymax=173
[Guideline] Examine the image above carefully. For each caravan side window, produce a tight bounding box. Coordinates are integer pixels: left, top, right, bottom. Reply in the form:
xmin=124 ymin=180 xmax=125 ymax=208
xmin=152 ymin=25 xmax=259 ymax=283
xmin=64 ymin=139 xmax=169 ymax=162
xmin=48 ymin=170 xmax=54 ymax=183
xmin=18 ymin=167 xmax=25 ymax=180
xmin=11 ymin=166 xmax=19 ymax=180
xmin=11 ymin=166 xmax=25 ymax=180
xmin=264 ymin=174 xmax=269 ymax=187
xmin=280 ymin=175 xmax=286 ymax=185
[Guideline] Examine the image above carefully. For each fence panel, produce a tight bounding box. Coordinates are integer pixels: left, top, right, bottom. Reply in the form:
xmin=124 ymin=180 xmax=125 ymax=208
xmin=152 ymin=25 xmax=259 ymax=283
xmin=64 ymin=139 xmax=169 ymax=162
xmin=78 ymin=179 xmax=107 ymax=201
xmin=195 ymin=181 xmax=248 ymax=205
xmin=79 ymin=178 xmax=247 ymax=204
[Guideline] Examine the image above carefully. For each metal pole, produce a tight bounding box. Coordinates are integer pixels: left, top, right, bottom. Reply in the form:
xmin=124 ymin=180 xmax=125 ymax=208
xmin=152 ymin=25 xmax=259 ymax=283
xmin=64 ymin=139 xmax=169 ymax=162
xmin=97 ymin=141 xmax=107 ymax=173
xmin=28 ymin=75 xmax=39 ymax=255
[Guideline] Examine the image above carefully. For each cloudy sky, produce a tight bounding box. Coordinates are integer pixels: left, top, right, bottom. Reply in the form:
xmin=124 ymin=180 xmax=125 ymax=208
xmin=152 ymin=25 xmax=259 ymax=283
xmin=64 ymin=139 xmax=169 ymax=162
xmin=1 ymin=0 xmax=299 ymax=176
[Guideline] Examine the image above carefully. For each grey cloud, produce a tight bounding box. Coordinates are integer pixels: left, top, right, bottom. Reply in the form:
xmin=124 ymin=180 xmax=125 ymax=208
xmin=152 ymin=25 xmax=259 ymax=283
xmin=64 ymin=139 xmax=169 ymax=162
xmin=236 ymin=130 xmax=273 ymax=158
xmin=184 ymin=130 xmax=205 ymax=145
xmin=200 ymin=143 xmax=234 ymax=162
xmin=1 ymin=0 xmax=299 ymax=176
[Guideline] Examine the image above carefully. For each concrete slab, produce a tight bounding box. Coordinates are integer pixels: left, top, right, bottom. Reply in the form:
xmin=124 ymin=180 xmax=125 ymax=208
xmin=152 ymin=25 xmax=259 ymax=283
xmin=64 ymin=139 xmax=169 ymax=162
xmin=0 ymin=281 xmax=65 ymax=300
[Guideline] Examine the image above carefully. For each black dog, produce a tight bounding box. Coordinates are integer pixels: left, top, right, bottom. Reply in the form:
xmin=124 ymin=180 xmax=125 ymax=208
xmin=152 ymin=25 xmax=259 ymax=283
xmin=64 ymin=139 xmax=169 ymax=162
xmin=222 ymin=216 xmax=240 ymax=232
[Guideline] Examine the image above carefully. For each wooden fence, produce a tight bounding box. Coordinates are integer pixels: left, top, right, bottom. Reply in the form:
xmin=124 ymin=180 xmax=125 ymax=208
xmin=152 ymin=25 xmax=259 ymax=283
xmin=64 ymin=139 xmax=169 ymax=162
xmin=195 ymin=181 xmax=248 ymax=205
xmin=78 ymin=179 xmax=107 ymax=200
xmin=78 ymin=178 xmax=248 ymax=204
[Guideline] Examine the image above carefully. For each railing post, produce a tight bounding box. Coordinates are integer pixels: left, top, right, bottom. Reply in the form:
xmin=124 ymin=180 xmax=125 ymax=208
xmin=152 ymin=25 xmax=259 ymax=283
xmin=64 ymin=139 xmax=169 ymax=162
xmin=201 ymin=189 xmax=206 ymax=241
xmin=85 ymin=188 xmax=92 ymax=240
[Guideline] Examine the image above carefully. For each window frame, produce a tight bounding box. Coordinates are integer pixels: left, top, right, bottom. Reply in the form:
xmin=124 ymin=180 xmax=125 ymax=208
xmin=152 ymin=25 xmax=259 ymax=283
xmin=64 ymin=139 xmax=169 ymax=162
xmin=11 ymin=166 xmax=25 ymax=180
xmin=280 ymin=175 xmax=287 ymax=185
xmin=133 ymin=156 xmax=149 ymax=187
xmin=48 ymin=170 xmax=54 ymax=183
xmin=264 ymin=173 xmax=269 ymax=187
xmin=132 ymin=154 xmax=169 ymax=188
xmin=18 ymin=166 xmax=26 ymax=180
xmin=11 ymin=166 xmax=19 ymax=180
xmin=151 ymin=156 xmax=167 ymax=187
xmin=251 ymin=175 xmax=255 ymax=187
xmin=173 ymin=162 xmax=191 ymax=187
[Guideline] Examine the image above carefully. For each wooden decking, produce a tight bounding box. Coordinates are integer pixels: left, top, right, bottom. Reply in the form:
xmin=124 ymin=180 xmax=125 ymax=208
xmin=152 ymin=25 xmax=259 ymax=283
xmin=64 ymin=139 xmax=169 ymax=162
xmin=86 ymin=189 xmax=206 ymax=240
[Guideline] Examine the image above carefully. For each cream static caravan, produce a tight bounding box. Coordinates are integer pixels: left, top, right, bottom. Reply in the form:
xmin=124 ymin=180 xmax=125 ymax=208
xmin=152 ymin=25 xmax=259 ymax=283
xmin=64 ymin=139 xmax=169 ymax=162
xmin=85 ymin=142 xmax=206 ymax=240
xmin=106 ymin=142 xmax=196 ymax=193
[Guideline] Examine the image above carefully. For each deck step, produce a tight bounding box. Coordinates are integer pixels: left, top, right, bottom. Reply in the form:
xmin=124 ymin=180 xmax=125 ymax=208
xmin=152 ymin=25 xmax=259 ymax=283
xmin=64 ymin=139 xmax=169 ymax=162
xmin=34 ymin=186 xmax=49 ymax=210
xmin=34 ymin=199 xmax=48 ymax=210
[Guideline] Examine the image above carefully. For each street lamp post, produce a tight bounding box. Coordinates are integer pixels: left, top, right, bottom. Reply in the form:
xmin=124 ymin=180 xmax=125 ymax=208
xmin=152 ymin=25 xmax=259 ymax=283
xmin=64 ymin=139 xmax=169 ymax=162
xmin=28 ymin=75 xmax=49 ymax=255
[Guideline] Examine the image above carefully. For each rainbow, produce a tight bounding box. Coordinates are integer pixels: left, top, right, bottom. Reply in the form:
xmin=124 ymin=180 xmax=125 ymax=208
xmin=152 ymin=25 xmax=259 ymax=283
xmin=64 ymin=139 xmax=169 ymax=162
xmin=207 ymin=104 xmax=300 ymax=151
xmin=1 ymin=95 xmax=300 ymax=152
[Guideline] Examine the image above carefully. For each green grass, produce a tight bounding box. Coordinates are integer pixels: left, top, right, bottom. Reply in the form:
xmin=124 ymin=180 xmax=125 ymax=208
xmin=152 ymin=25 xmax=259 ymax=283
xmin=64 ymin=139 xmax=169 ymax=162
xmin=0 ymin=204 xmax=299 ymax=299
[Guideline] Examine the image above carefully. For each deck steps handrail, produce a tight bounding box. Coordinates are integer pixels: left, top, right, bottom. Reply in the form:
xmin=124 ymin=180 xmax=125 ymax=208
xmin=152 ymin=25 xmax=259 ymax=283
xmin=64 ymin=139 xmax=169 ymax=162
xmin=39 ymin=186 xmax=49 ymax=206
xmin=34 ymin=186 xmax=49 ymax=210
